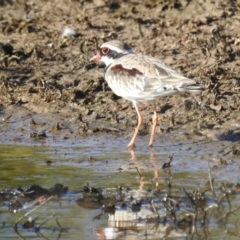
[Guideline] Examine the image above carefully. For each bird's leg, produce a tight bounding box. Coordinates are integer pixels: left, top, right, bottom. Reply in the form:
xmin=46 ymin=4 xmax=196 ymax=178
xmin=149 ymin=104 xmax=158 ymax=148
xmin=128 ymin=103 xmax=143 ymax=149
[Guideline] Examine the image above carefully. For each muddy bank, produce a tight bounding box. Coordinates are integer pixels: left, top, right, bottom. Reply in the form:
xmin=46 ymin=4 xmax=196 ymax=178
xmin=0 ymin=0 xmax=240 ymax=145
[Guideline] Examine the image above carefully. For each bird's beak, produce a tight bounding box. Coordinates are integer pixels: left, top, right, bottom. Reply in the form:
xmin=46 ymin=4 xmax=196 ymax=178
xmin=90 ymin=53 xmax=101 ymax=62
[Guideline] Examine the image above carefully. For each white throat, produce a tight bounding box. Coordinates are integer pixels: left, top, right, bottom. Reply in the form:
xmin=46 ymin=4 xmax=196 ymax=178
xmin=100 ymin=55 xmax=115 ymax=67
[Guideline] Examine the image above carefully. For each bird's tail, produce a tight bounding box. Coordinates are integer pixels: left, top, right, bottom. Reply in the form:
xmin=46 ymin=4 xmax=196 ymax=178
xmin=177 ymin=83 xmax=204 ymax=92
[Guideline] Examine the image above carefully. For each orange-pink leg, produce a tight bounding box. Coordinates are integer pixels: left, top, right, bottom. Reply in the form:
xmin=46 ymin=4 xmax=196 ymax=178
xmin=128 ymin=103 xmax=143 ymax=149
xmin=149 ymin=104 xmax=158 ymax=148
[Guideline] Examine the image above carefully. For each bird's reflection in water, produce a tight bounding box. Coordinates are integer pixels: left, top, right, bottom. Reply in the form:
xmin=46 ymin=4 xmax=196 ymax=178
xmin=94 ymin=150 xmax=181 ymax=240
xmin=129 ymin=148 xmax=172 ymax=191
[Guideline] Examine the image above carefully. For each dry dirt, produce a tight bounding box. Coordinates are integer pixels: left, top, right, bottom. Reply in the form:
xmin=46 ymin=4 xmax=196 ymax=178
xmin=0 ymin=0 xmax=240 ymax=146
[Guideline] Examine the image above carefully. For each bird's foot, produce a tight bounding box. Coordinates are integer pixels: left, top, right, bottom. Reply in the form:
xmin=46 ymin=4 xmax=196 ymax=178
xmin=148 ymin=143 xmax=154 ymax=148
xmin=127 ymin=142 xmax=135 ymax=150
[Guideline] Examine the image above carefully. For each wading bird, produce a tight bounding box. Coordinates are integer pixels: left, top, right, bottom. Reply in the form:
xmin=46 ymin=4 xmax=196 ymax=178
xmin=91 ymin=40 xmax=202 ymax=149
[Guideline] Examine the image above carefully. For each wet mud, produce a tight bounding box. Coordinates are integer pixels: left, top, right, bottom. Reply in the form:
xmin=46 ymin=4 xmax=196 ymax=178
xmin=0 ymin=0 xmax=239 ymax=146
xmin=0 ymin=0 xmax=240 ymax=239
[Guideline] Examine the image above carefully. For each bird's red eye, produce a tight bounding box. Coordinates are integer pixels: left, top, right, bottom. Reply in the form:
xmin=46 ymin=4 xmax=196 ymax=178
xmin=101 ymin=47 xmax=110 ymax=55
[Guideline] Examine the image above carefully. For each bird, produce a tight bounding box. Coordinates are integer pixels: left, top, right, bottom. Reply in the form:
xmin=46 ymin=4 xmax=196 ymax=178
xmin=90 ymin=40 xmax=203 ymax=149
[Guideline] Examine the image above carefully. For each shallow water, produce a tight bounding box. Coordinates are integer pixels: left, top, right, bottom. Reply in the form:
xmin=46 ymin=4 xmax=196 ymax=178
xmin=0 ymin=135 xmax=240 ymax=239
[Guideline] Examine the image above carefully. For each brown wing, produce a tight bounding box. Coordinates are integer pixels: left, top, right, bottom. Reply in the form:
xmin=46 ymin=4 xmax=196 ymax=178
xmin=105 ymin=54 xmax=201 ymax=102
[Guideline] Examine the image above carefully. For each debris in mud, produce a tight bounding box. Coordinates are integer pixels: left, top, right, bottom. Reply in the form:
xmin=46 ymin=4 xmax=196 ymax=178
xmin=75 ymin=169 xmax=240 ymax=239
xmin=0 ymin=43 xmax=13 ymax=55
xmin=76 ymin=183 xmax=116 ymax=209
xmin=232 ymin=143 xmax=240 ymax=156
xmin=29 ymin=119 xmax=46 ymax=128
xmin=0 ymin=0 xmax=240 ymax=239
xmin=22 ymin=216 xmax=37 ymax=229
xmin=0 ymin=0 xmax=239 ymax=145
xmin=45 ymin=160 xmax=53 ymax=166
xmin=1 ymin=151 xmax=240 ymax=239
xmin=1 ymin=114 xmax=12 ymax=123
xmin=1 ymin=184 xmax=68 ymax=208
xmin=30 ymin=131 xmax=47 ymax=140
xmin=62 ymin=26 xmax=77 ymax=38
xmin=0 ymin=184 xmax=68 ymax=237
xmin=162 ymin=154 xmax=173 ymax=169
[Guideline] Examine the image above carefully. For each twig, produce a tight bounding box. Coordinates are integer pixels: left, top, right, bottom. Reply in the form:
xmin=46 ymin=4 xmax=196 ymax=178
xmin=151 ymin=199 xmax=158 ymax=215
xmin=36 ymin=215 xmax=53 ymax=229
xmin=216 ymin=206 xmax=240 ymax=223
xmin=208 ymin=160 xmax=216 ymax=197
xmin=15 ymin=195 xmax=54 ymax=228
xmin=138 ymin=22 xmax=144 ymax=38
xmin=183 ymin=188 xmax=197 ymax=209
xmin=55 ymin=218 xmax=62 ymax=230
xmin=135 ymin=167 xmax=142 ymax=178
